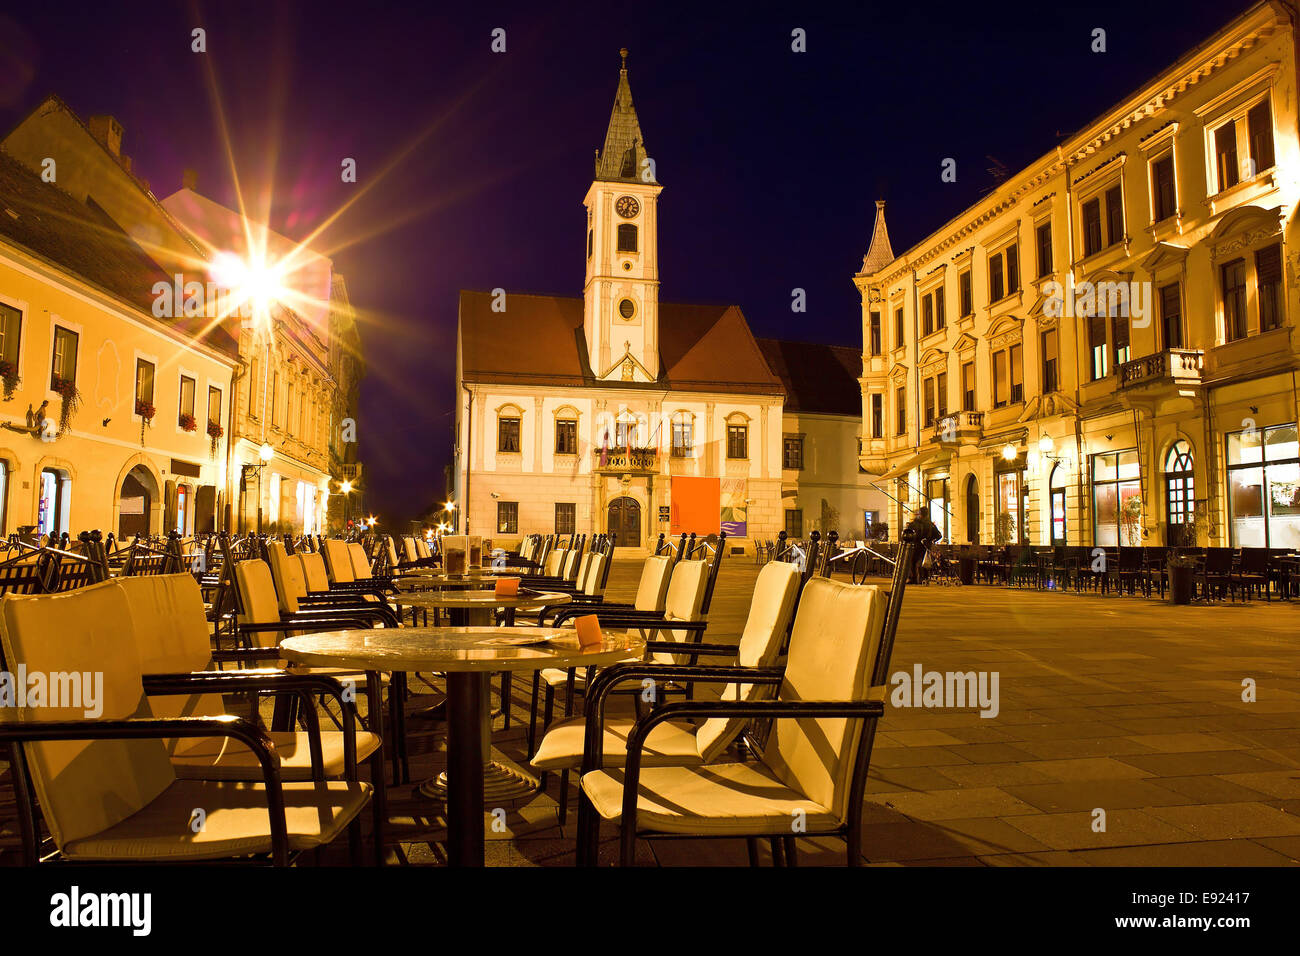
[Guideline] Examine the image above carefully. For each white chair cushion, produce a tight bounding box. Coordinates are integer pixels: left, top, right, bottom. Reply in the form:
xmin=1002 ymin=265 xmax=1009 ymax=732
xmin=171 ymin=730 xmax=382 ymax=780
xmin=530 ymin=716 xmax=701 ymax=772
xmin=580 ymin=762 xmax=837 ymax=836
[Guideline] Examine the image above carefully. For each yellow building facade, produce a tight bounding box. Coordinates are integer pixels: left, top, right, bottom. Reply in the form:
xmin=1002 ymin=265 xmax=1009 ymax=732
xmin=858 ymin=1 xmax=1300 ymax=550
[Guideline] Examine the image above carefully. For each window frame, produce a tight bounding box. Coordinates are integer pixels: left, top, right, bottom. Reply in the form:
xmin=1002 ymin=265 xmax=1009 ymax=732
xmin=50 ymin=324 xmax=79 ymax=390
xmin=726 ymin=423 xmax=749 ymax=460
xmin=497 ymin=415 xmax=522 ymax=453
xmin=782 ymin=434 xmax=804 ymax=471
xmin=555 ymin=418 xmax=578 ymax=456
xmin=497 ymin=500 xmax=519 ymax=535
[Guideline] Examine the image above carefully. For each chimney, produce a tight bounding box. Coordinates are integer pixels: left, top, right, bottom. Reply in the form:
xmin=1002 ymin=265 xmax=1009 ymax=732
xmin=87 ymin=115 xmax=123 ymax=157
xmin=182 ymin=168 xmax=198 ymax=191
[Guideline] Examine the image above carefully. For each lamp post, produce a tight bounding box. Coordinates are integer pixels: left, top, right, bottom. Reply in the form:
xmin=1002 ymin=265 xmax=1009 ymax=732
xmin=340 ymin=479 xmax=353 ymax=530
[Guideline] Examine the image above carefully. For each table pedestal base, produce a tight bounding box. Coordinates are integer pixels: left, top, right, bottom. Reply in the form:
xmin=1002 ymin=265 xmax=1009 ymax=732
xmin=418 ymin=758 xmax=538 ymax=804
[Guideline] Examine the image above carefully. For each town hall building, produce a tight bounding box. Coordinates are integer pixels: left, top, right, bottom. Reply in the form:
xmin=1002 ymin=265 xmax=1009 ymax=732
xmin=453 ymin=52 xmax=885 ymax=551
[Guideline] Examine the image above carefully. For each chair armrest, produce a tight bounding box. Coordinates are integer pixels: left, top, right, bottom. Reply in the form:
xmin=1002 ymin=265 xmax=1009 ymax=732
xmin=642 ymin=639 xmax=735 ymax=658
xmin=581 ymin=664 xmax=784 ymax=773
xmin=143 ymin=670 xmax=362 ymax=779
xmin=615 ymin=699 xmax=886 ymax=837
xmin=0 ymin=714 xmax=292 ymax=863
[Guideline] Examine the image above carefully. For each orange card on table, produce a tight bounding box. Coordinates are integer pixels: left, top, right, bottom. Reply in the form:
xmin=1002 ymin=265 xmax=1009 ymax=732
xmin=495 ymin=578 xmax=520 ymax=598
xmin=574 ymin=614 xmax=603 ymax=648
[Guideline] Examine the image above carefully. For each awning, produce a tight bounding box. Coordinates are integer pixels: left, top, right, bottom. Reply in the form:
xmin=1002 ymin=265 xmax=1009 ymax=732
xmin=867 ymin=449 xmax=938 ymax=483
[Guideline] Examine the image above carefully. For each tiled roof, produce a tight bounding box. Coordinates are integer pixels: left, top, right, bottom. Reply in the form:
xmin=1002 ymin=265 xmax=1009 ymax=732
xmin=0 ymin=149 xmax=239 ymax=357
xmin=756 ymin=337 xmax=862 ymax=416
xmin=860 ymin=199 xmax=894 ymax=275
xmin=458 ymin=290 xmax=783 ymax=395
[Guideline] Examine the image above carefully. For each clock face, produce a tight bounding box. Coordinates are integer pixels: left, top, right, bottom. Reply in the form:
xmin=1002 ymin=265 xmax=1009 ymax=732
xmin=615 ymin=195 xmax=640 ymax=219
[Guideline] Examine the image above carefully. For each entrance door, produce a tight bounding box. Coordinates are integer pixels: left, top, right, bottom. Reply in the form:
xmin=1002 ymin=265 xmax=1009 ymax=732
xmin=118 ymin=469 xmax=151 ymax=538
xmin=607 ymin=497 xmax=641 ymax=547
xmin=965 ymin=475 xmax=979 ymax=544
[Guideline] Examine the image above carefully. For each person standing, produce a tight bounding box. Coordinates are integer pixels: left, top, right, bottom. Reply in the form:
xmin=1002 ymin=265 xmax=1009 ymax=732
xmin=904 ymin=505 xmax=942 ymax=583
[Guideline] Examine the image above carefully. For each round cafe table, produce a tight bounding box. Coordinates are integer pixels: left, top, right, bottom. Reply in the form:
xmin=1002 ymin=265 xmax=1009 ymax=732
xmin=280 ymin=626 xmax=643 ymax=867
xmin=394 ymin=570 xmax=521 ymax=593
xmin=394 ymin=587 xmax=570 ymax=626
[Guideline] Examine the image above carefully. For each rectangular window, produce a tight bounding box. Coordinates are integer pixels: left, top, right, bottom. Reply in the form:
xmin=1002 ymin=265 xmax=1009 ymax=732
xmin=248 ymin=358 xmax=259 ymax=418
xmin=936 ymin=371 xmax=947 ymax=418
xmin=1257 ymin=244 xmax=1283 ymax=333
xmin=784 ymin=509 xmax=803 ymax=538
xmin=498 ymin=416 xmax=521 ymax=452
xmin=1112 ymin=310 xmax=1131 ymax=367
xmin=1215 ymin=121 xmax=1240 ymax=191
xmin=555 ymin=502 xmax=575 ymax=534
xmin=1010 ymin=344 xmax=1023 ymax=404
xmin=922 ymin=295 xmax=934 ymax=337
xmin=894 ymin=307 xmax=904 ymax=347
xmin=135 ymin=358 xmax=155 ymax=407
xmin=1159 ymin=282 xmax=1183 ymax=349
xmin=934 ymin=287 xmax=945 ymax=330
xmin=1248 ymin=98 xmax=1276 ymax=175
xmin=1005 ymin=244 xmax=1019 ymax=294
xmin=1082 ymin=198 xmax=1103 ymax=257
xmin=1036 ymin=222 xmax=1052 ymax=278
xmin=497 ymin=501 xmax=519 ymax=535
xmin=923 ymin=377 xmax=936 ymax=427
xmin=782 ymin=436 xmax=803 ymax=470
xmin=270 ymin=372 xmax=279 ymax=426
xmin=208 ymin=386 xmax=222 ymax=426
xmin=555 ymin=419 xmax=578 ymax=455
xmin=1092 ymin=449 xmax=1142 ymax=547
xmin=1090 ymin=314 xmax=1108 ymax=380
xmin=871 ymin=393 xmax=883 ymax=438
xmin=1041 ymin=329 xmax=1058 ymax=394
xmin=1222 ymin=258 xmax=1248 ymax=341
xmin=179 ymin=374 xmax=195 ymax=421
xmin=0 ymin=302 xmax=21 ymax=366
xmin=993 ymin=350 xmax=1007 ymax=407
xmin=958 ymin=270 xmax=972 ymax=317
xmin=988 ymin=251 xmax=1005 ymax=303
xmin=1105 ymin=185 xmax=1124 ymax=247
xmin=961 ymin=361 xmax=975 ymax=411
xmin=51 ymin=325 xmax=78 ymax=388
xmin=726 ymin=424 xmax=748 ymax=459
xmin=869 ymin=311 xmax=881 ymax=355
xmin=896 ymin=386 xmax=906 ymax=436
xmin=1151 ymin=154 xmax=1176 ymax=222
xmin=616 ymin=223 xmax=637 ymax=253
xmin=1227 ymin=422 xmax=1300 ymax=547
xmin=671 ymin=419 xmax=693 ymax=457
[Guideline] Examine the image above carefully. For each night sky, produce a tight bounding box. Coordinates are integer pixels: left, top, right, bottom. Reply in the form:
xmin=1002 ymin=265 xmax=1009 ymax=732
xmin=0 ymin=0 xmax=1252 ymax=523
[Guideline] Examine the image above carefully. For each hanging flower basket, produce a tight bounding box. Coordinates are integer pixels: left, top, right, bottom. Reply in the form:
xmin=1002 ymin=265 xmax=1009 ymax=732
xmin=179 ymin=412 xmax=198 ymax=433
xmin=207 ymin=420 xmax=224 ymax=459
xmin=135 ymin=399 xmax=156 ymax=446
xmin=0 ymin=359 xmax=18 ymax=401
xmin=52 ymin=376 xmax=81 ymax=434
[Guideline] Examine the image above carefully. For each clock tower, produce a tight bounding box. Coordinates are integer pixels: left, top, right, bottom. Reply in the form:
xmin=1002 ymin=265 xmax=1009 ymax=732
xmin=583 ymin=48 xmax=662 ymax=382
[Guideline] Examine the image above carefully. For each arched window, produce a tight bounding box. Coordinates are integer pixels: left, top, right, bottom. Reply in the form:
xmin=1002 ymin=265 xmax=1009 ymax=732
xmin=1049 ymin=463 xmax=1067 ymax=545
xmin=617 ymin=224 xmax=638 ymax=253
xmin=670 ymin=411 xmax=694 ymax=458
xmin=615 ymin=410 xmax=641 ymax=448
xmin=1165 ymin=440 xmax=1195 ymax=546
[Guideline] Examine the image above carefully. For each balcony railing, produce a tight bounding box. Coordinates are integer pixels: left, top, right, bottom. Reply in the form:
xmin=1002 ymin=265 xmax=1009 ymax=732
xmin=1117 ymin=348 xmax=1204 ymax=390
xmin=595 ymin=446 xmax=659 ymax=471
xmin=933 ymin=411 xmax=984 ymax=443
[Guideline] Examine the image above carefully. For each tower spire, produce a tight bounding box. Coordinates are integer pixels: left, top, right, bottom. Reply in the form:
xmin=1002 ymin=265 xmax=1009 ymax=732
xmin=860 ymin=200 xmax=894 ymax=274
xmin=595 ymin=48 xmax=655 ymax=183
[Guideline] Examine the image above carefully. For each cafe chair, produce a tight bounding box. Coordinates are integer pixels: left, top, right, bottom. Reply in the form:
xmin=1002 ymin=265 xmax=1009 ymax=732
xmin=266 ymin=540 xmax=399 ymax=627
xmin=0 ymin=581 xmax=372 ymax=865
xmin=117 ymin=572 xmax=387 ymax=864
xmin=531 ymin=560 xmax=800 ymax=825
xmin=574 ymin=534 xmax=915 ymax=866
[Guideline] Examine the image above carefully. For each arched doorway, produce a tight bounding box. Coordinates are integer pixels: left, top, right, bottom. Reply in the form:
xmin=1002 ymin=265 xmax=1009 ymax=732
xmin=607 ymin=496 xmax=641 ymax=546
xmin=965 ymin=475 xmax=979 ymax=544
xmin=1165 ymin=440 xmax=1195 ymax=546
xmin=118 ymin=465 xmax=156 ymax=538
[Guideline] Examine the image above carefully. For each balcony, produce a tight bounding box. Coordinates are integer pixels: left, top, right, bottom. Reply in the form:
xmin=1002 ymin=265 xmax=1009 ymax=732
xmin=1117 ymin=349 xmax=1204 ymax=391
xmin=594 ymin=446 xmax=659 ymax=473
xmin=932 ymin=411 xmax=984 ymax=445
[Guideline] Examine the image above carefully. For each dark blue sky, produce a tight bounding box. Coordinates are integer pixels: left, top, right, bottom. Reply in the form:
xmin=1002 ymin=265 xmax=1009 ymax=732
xmin=0 ymin=0 xmax=1253 ymax=521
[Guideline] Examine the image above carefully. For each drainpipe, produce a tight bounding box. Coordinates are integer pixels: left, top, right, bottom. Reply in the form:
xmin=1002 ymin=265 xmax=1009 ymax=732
xmin=223 ymin=360 xmax=245 ymax=533
xmin=462 ymin=384 xmax=473 ymax=535
xmin=1062 ymin=146 xmax=1087 ymax=545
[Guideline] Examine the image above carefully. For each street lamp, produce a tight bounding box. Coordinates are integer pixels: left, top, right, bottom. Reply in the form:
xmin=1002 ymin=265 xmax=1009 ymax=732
xmin=1001 ymin=443 xmax=1018 ymax=461
xmin=244 ymin=442 xmax=275 ymax=534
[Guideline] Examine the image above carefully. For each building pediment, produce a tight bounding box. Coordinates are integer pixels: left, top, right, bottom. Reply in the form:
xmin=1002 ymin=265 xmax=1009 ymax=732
xmin=1139 ymin=241 xmax=1190 ymax=272
xmin=988 ymin=316 xmax=1023 ymax=348
xmin=889 ymin=364 xmax=909 ymax=383
xmin=1207 ymin=204 xmax=1283 ymax=260
xmin=953 ymin=332 xmax=978 ymax=353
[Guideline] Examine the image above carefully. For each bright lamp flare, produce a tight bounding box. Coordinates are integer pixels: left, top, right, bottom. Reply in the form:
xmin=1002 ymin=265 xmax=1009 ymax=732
xmin=1002 ymin=443 xmax=1017 ymax=461
xmin=1039 ymin=435 xmax=1054 ymax=454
